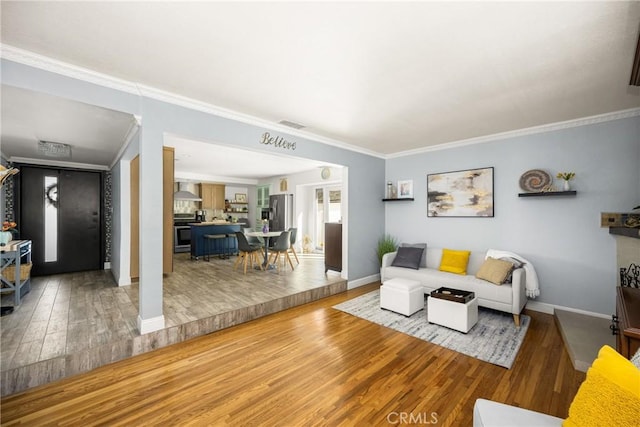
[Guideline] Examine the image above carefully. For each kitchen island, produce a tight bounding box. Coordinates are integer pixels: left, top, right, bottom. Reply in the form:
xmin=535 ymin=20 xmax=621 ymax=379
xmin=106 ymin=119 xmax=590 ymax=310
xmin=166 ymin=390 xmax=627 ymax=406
xmin=190 ymin=222 xmax=242 ymax=259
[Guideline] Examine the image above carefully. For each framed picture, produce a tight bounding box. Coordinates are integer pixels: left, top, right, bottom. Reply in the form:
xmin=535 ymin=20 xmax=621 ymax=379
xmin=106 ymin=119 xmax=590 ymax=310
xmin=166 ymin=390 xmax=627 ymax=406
xmin=235 ymin=193 xmax=247 ymax=203
xmin=427 ymin=167 xmax=494 ymax=217
xmin=397 ymin=180 xmax=413 ymax=199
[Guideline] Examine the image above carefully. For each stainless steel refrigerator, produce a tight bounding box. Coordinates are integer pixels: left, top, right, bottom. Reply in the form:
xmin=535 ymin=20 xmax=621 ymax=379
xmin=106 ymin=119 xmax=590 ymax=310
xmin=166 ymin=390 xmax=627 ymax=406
xmin=268 ymin=194 xmax=293 ymax=232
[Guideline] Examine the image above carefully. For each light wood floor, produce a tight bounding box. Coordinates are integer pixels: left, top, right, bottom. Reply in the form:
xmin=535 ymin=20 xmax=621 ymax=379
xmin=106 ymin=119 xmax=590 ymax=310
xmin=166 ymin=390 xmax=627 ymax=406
xmin=1 ymin=252 xmax=345 ymax=395
xmin=0 ymin=282 xmax=585 ymax=426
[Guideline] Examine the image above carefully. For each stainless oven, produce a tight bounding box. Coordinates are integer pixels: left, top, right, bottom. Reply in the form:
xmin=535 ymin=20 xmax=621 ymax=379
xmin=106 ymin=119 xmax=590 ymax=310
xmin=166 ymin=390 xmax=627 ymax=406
xmin=174 ymin=225 xmax=191 ymax=253
xmin=173 ymin=213 xmax=199 ymax=253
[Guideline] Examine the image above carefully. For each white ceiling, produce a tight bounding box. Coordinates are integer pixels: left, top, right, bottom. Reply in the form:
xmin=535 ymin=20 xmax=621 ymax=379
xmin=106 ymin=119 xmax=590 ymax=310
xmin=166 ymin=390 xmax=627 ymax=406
xmin=0 ymin=85 xmax=334 ymax=181
xmin=164 ymin=135 xmax=332 ymax=183
xmin=1 ymin=1 xmax=640 ymax=166
xmin=1 ymin=85 xmax=135 ymax=167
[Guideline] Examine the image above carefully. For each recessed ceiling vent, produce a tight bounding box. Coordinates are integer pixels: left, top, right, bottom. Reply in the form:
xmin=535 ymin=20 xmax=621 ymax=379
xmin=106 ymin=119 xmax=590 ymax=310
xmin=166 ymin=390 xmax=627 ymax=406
xmin=38 ymin=140 xmax=72 ymax=158
xmin=278 ymin=120 xmax=306 ymax=130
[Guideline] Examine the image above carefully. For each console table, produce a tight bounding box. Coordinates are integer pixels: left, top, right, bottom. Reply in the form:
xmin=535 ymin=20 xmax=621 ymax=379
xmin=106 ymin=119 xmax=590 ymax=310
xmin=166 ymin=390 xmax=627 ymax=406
xmin=0 ymin=240 xmax=32 ymax=308
xmin=324 ymin=223 xmax=342 ymax=273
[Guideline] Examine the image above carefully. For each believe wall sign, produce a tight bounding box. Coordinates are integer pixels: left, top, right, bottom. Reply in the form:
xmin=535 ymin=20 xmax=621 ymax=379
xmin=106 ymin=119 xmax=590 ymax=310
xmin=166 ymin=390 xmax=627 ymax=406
xmin=260 ymin=132 xmax=296 ymax=151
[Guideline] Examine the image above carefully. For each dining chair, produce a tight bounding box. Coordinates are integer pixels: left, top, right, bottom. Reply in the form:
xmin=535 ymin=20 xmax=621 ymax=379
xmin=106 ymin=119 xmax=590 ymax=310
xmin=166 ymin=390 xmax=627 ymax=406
xmin=287 ymin=227 xmax=299 ymax=265
xmin=244 ymin=227 xmax=265 ymax=254
xmin=234 ymin=231 xmax=263 ymax=274
xmin=269 ymin=231 xmax=294 ymax=271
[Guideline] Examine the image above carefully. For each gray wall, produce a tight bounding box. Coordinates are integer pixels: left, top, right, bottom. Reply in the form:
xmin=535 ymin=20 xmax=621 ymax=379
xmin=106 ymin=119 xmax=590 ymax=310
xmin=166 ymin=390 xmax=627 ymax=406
xmin=385 ymin=116 xmax=640 ymax=315
xmin=138 ymin=97 xmax=386 ymax=280
xmin=1 ymin=58 xmax=387 ymax=284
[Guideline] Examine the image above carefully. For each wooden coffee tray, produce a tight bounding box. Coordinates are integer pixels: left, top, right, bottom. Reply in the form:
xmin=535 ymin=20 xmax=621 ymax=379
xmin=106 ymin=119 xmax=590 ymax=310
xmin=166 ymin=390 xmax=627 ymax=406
xmin=430 ymin=287 xmax=475 ymax=304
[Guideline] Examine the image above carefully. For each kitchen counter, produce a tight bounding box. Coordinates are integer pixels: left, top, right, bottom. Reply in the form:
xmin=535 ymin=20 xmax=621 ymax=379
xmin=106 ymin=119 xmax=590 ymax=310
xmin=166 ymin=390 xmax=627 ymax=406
xmin=190 ymin=221 xmax=233 ymax=226
xmin=190 ymin=223 xmax=242 ymax=258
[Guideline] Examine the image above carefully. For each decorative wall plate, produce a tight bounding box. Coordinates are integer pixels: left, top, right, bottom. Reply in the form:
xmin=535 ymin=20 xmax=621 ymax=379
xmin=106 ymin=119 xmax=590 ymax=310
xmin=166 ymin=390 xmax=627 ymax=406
xmin=321 ymin=167 xmax=331 ymax=180
xmin=519 ymin=169 xmax=551 ymax=192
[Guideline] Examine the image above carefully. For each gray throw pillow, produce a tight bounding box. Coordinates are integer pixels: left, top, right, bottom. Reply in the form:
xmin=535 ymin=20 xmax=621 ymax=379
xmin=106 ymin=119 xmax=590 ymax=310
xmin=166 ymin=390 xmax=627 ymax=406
xmin=391 ymin=246 xmax=424 ymax=270
xmin=401 ymin=243 xmax=427 ymax=267
xmin=500 ymin=256 xmax=525 ymax=283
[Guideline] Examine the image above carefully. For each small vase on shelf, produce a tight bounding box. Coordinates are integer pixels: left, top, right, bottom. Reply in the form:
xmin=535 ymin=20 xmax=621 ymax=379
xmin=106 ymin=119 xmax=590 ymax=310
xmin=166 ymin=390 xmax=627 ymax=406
xmin=262 ymin=223 xmax=269 ymax=233
xmin=563 ymin=180 xmax=570 ymax=191
xmin=0 ymin=231 xmax=12 ymax=246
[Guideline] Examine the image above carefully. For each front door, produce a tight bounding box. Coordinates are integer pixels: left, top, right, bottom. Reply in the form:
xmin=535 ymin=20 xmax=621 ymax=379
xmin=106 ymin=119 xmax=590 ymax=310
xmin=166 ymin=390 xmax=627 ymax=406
xmin=19 ymin=166 xmax=102 ymax=276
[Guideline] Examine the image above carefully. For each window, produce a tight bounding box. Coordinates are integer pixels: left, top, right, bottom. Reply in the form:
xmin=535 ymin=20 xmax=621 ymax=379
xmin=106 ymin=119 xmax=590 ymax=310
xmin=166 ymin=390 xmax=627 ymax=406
xmin=313 ymin=186 xmax=341 ymax=251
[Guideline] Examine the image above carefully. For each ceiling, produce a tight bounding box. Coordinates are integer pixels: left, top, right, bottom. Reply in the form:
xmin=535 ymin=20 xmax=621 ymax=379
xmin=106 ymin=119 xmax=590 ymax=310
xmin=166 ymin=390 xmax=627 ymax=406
xmin=1 ymin=1 xmax=640 ymax=168
xmin=1 ymin=85 xmax=135 ymax=167
xmin=164 ymin=135 xmax=331 ymax=183
xmin=0 ymin=85 xmax=333 ymax=181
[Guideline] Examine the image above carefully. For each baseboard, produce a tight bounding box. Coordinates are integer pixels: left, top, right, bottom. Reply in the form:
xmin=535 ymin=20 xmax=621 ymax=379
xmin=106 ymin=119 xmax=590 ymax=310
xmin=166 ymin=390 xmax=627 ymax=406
xmin=137 ymin=315 xmax=165 ymax=334
xmin=525 ymin=300 xmax=610 ymax=319
xmin=348 ymin=274 xmax=380 ymax=289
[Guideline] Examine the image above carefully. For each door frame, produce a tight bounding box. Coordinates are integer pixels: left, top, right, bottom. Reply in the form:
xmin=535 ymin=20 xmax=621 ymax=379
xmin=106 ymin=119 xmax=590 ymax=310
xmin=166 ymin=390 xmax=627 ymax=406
xmin=14 ymin=163 xmax=106 ymax=274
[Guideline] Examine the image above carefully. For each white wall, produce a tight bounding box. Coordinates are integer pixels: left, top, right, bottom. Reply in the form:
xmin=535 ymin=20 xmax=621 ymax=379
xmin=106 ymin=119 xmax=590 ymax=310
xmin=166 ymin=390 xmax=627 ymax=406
xmin=110 ymin=129 xmax=139 ymax=286
xmin=385 ymin=116 xmax=640 ymax=315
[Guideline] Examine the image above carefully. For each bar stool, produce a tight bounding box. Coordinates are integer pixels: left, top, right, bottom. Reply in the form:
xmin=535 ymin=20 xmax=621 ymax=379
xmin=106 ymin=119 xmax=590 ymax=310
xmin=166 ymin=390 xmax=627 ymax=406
xmin=226 ymin=233 xmax=237 ymax=257
xmin=203 ymin=234 xmax=226 ymax=261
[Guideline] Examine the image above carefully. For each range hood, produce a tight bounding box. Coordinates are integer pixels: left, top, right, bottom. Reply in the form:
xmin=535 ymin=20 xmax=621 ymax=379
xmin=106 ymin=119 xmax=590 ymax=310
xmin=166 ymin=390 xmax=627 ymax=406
xmin=174 ymin=182 xmax=202 ymax=201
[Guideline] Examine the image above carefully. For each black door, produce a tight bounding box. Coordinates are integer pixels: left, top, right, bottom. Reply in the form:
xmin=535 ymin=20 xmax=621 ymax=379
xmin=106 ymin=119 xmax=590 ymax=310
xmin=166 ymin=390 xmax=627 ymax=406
xmin=19 ymin=166 xmax=102 ymax=276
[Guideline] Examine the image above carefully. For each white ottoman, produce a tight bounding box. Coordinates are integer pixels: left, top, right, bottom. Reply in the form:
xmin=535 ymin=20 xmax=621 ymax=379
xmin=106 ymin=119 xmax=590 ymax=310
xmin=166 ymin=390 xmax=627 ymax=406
xmin=380 ymin=278 xmax=424 ymax=316
xmin=428 ymin=291 xmax=478 ymax=333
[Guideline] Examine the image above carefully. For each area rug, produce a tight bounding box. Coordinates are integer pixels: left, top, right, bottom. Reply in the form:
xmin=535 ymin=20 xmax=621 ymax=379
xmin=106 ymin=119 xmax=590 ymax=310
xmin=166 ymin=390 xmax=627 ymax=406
xmin=333 ymin=290 xmax=530 ymax=369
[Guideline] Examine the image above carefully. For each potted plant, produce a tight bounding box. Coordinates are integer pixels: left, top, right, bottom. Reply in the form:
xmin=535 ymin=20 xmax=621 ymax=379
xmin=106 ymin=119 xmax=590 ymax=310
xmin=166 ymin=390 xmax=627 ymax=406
xmin=376 ymin=234 xmax=398 ymax=266
xmin=556 ymin=171 xmax=575 ymax=191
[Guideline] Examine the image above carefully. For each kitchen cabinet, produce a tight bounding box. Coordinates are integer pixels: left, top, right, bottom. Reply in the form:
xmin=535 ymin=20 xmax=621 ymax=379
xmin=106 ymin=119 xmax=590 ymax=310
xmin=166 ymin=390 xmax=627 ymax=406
xmin=324 ymin=223 xmax=342 ymax=273
xmin=162 ymin=147 xmax=174 ymax=274
xmin=190 ymin=223 xmax=241 ymax=258
xmin=130 ymin=147 xmax=174 ymax=279
xmin=201 ymin=184 xmax=225 ymax=210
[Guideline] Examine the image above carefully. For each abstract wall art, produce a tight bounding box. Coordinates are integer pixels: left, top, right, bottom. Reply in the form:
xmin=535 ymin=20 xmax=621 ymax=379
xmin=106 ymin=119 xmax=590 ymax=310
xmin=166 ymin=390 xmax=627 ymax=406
xmin=427 ymin=167 xmax=494 ymax=217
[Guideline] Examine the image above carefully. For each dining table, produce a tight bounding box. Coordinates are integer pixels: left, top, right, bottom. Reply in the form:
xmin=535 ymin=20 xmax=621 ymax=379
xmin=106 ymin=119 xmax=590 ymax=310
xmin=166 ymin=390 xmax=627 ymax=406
xmin=246 ymin=230 xmax=283 ymax=269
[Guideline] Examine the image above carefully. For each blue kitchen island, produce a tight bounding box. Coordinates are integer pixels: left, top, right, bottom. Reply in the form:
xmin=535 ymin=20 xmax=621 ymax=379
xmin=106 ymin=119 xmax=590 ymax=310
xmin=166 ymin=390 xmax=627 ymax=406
xmin=190 ymin=223 xmax=242 ymax=259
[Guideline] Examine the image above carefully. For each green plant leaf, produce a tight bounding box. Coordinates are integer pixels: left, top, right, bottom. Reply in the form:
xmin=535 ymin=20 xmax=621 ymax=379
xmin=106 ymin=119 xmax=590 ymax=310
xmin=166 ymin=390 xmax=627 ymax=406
xmin=376 ymin=234 xmax=398 ymax=266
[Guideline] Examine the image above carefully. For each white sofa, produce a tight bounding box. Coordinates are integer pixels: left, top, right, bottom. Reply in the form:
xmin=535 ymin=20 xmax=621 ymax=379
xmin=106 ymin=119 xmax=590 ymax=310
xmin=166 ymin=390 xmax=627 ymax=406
xmin=473 ymin=399 xmax=563 ymax=427
xmin=381 ymin=247 xmax=527 ymax=325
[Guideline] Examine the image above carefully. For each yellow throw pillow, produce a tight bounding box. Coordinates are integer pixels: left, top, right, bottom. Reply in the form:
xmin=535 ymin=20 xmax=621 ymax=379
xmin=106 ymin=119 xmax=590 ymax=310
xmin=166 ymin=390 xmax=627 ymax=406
xmin=475 ymin=257 xmax=514 ymax=285
xmin=563 ymin=345 xmax=640 ymax=427
xmin=439 ymin=249 xmax=471 ymax=275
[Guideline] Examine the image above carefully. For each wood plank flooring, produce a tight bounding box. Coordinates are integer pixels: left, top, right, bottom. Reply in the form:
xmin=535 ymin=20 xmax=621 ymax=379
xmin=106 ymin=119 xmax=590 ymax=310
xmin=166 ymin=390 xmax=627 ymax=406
xmin=0 ymin=253 xmax=346 ymax=395
xmin=0 ymin=283 xmax=585 ymax=426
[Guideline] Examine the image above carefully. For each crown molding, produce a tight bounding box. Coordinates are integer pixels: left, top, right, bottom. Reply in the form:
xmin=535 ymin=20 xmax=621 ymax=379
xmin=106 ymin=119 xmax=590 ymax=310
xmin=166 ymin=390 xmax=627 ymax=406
xmin=5 ymin=44 xmax=637 ymax=161
xmin=1 ymin=44 xmax=140 ymax=95
xmin=135 ymin=83 xmax=386 ymax=159
xmin=110 ymin=115 xmax=142 ymax=170
xmin=2 ymin=44 xmax=385 ymax=160
xmin=10 ymin=157 xmax=109 ymax=171
xmin=387 ymin=108 xmax=640 ymax=159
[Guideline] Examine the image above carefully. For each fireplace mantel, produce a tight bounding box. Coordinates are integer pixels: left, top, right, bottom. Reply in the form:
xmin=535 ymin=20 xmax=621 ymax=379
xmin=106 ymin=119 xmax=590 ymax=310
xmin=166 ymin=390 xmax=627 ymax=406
xmin=609 ymin=227 xmax=640 ymax=239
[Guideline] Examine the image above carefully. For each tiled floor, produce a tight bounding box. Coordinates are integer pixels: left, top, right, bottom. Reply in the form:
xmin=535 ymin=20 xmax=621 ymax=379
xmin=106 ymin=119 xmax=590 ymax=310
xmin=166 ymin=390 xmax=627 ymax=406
xmin=554 ymin=309 xmax=616 ymax=372
xmin=0 ymin=252 xmax=347 ymax=395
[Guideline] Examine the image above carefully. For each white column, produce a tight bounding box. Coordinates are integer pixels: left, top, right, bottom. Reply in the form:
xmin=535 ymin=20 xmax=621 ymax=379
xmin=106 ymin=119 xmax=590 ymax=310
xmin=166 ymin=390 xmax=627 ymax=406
xmin=137 ymin=124 xmax=165 ymax=334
